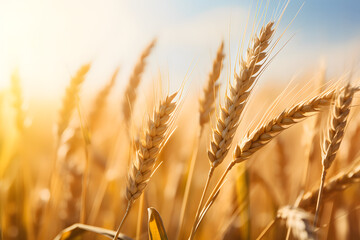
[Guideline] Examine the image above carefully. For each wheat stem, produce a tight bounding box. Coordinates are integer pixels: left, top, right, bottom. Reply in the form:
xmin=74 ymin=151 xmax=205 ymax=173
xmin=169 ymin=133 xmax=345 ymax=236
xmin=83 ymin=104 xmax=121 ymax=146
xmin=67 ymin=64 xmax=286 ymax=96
xmin=175 ymin=129 xmax=202 ymax=240
xmin=113 ymin=201 xmax=133 ymax=240
xmin=255 ymin=219 xmax=276 ymax=240
xmin=136 ymin=194 xmax=145 ymax=240
xmin=313 ymin=167 xmax=326 ymax=227
xmin=80 ymin=144 xmax=90 ymax=224
xmin=188 ymin=166 xmax=215 ymax=240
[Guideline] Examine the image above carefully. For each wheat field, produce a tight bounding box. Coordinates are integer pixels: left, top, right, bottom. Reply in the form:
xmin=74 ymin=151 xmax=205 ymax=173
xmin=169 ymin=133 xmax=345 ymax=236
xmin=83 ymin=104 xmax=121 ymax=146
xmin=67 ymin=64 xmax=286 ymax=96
xmin=1 ymin=2 xmax=360 ymax=240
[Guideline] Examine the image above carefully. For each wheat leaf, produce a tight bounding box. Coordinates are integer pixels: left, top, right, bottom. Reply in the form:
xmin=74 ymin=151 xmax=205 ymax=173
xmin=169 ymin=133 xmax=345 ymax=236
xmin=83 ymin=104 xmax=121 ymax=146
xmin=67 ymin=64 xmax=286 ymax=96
xmin=53 ymin=223 xmax=132 ymax=240
xmin=148 ymin=207 xmax=168 ymax=240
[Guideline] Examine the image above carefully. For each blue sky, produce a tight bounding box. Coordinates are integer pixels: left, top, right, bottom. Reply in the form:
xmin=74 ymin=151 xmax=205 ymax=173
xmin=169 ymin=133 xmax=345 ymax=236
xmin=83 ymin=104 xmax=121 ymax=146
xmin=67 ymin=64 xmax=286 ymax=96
xmin=140 ymin=0 xmax=360 ymax=43
xmin=0 ymin=0 xmax=359 ymax=98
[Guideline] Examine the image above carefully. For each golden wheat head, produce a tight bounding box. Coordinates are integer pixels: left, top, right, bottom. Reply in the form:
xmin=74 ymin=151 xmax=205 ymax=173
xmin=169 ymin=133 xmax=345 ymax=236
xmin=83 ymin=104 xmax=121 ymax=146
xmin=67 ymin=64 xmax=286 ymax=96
xmin=126 ymin=92 xmax=177 ymax=202
xmin=208 ymin=22 xmax=275 ymax=168
xmin=122 ymin=39 xmax=157 ymax=126
xmin=199 ymin=41 xmax=225 ymax=128
xmin=58 ymin=64 xmax=91 ymax=138
xmin=233 ymin=88 xmax=336 ymax=164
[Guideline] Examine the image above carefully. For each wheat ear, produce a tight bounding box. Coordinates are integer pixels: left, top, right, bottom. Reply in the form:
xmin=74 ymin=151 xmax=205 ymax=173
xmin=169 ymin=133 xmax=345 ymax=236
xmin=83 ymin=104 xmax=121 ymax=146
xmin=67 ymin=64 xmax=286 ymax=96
xmin=313 ymin=84 xmax=355 ymax=226
xmin=198 ymin=88 xmax=338 ymax=230
xmin=58 ymin=64 xmax=91 ymax=138
xmin=277 ymin=206 xmax=316 ymax=240
xmin=189 ymin=21 xmax=275 ymax=240
xmin=113 ymin=92 xmax=177 ymax=240
xmin=208 ymin=22 xmax=275 ymax=169
xmin=39 ymin=64 xmax=90 ymax=239
xmin=122 ymin=39 xmax=156 ymax=126
xmin=233 ymin=88 xmax=336 ymax=163
xmin=88 ymin=67 xmax=119 ymax=130
xmin=199 ymin=41 xmax=225 ymax=130
xmin=299 ymin=161 xmax=360 ymax=209
xmin=175 ymin=41 xmax=225 ymax=240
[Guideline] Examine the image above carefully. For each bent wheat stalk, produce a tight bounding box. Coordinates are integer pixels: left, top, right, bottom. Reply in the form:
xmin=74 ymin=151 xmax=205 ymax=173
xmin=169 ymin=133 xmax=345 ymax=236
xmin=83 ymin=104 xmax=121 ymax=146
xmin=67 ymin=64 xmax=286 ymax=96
xmin=113 ymin=92 xmax=178 ymax=240
xmin=189 ymin=21 xmax=275 ymax=240
xmin=313 ymin=84 xmax=355 ymax=227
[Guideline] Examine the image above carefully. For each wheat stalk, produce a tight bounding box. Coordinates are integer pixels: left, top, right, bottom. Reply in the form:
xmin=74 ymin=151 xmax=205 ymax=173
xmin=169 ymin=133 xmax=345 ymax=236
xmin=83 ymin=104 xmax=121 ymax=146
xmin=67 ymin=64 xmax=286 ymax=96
xmin=199 ymin=41 xmax=225 ymax=130
xmin=58 ymin=141 xmax=83 ymax=227
xmin=39 ymin=64 xmax=90 ymax=239
xmin=189 ymin=21 xmax=275 ymax=240
xmin=313 ymin=84 xmax=355 ymax=226
xmin=175 ymin=41 xmax=225 ymax=240
xmin=122 ymin=39 xmax=156 ymax=127
xmin=208 ymin=21 xmax=275 ymax=169
xmin=58 ymin=64 xmax=91 ymax=138
xmin=113 ymin=92 xmax=178 ymax=240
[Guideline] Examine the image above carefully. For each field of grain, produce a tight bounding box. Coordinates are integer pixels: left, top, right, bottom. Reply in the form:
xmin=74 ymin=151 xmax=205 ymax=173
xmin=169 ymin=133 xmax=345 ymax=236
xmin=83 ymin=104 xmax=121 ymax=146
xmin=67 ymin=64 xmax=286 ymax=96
xmin=1 ymin=1 xmax=360 ymax=240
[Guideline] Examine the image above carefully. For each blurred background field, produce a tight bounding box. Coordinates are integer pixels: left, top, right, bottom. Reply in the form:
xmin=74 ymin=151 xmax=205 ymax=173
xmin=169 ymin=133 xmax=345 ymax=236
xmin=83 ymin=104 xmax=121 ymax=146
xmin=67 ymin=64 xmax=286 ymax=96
xmin=0 ymin=1 xmax=360 ymax=240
